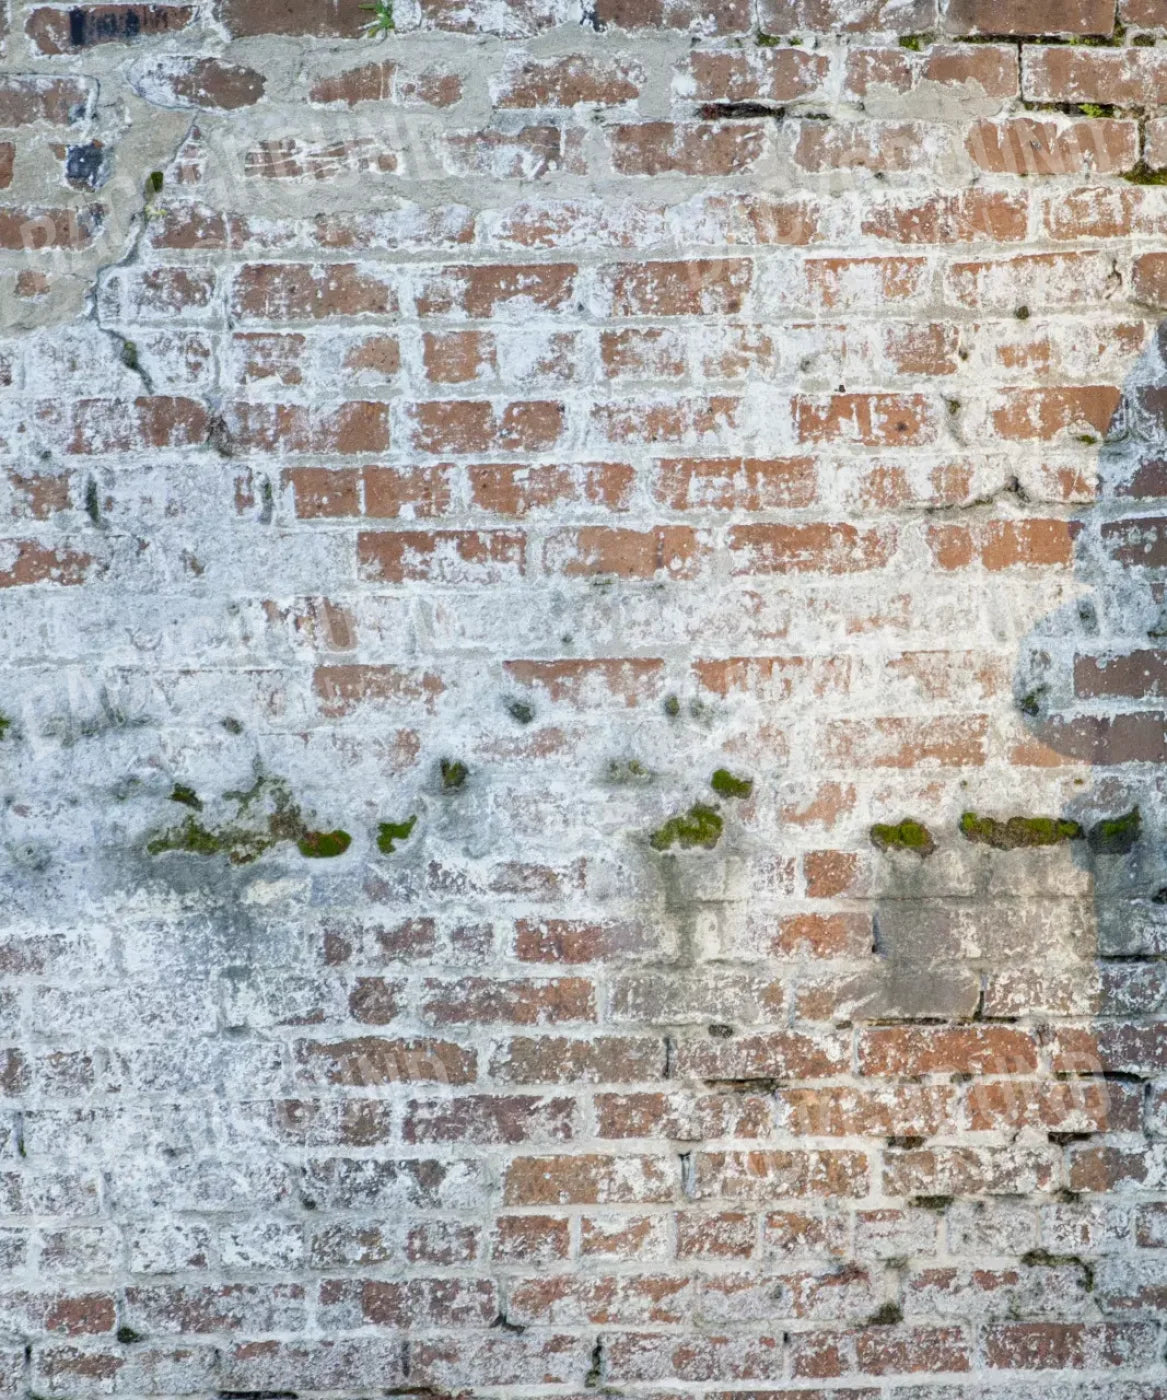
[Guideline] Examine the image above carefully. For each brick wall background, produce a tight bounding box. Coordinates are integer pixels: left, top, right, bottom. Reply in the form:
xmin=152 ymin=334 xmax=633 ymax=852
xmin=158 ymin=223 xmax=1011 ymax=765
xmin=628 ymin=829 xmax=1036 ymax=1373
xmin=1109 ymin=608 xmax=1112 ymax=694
xmin=4 ymin=0 xmax=1167 ymax=1393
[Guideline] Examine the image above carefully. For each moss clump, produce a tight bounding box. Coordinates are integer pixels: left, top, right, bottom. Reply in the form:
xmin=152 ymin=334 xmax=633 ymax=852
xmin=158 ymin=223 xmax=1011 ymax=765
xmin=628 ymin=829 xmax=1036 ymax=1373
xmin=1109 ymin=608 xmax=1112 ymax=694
xmin=377 ymin=815 xmax=417 ymax=853
xmin=1077 ymin=101 xmax=1114 ymax=117
xmin=663 ymin=694 xmax=681 ymax=718
xmin=899 ymin=31 xmax=930 ymax=48
xmin=146 ymin=170 xmax=163 ymax=194
xmin=116 ymin=1326 xmax=143 ymax=1345
xmin=867 ymin=1302 xmax=903 ymax=1326
xmin=1088 ymin=806 xmax=1140 ymax=855
xmin=912 ymin=1195 xmax=952 ymax=1211
xmin=650 ymin=803 xmax=723 ymax=852
xmin=146 ymin=815 xmax=226 ymax=858
xmin=608 ymin=758 xmax=652 ymax=784
xmin=710 ymin=768 xmax=753 ymax=799
xmin=148 ymin=773 xmax=346 ymax=865
xmin=0 ymin=714 xmax=11 ymax=739
xmin=298 ymin=829 xmax=351 ymax=858
xmin=507 ymin=698 xmax=535 ymax=725
xmin=1123 ymin=161 xmax=1167 ymax=185
xmin=440 ymin=759 xmax=468 ymax=790
xmin=870 ymin=819 xmax=935 ymax=856
xmin=755 ymin=28 xmax=780 ymax=44
xmin=960 ymin=812 xmax=1083 ymax=850
xmin=84 ymin=477 xmax=101 ymax=524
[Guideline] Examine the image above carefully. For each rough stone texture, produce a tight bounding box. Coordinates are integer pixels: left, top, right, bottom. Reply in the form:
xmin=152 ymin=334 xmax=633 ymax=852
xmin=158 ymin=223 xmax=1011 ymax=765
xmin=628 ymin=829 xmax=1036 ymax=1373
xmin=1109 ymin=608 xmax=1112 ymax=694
xmin=2 ymin=0 xmax=1167 ymax=1395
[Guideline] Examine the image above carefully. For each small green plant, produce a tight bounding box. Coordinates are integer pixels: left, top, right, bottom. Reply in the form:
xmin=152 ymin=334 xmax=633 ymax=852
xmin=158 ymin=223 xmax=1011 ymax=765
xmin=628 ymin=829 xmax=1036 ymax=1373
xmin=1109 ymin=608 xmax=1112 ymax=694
xmin=377 ymin=815 xmax=417 ymax=853
xmin=663 ymin=694 xmax=681 ymax=718
xmin=116 ymin=1327 xmax=143 ymax=1345
xmin=440 ymin=759 xmax=468 ymax=790
xmin=870 ymin=819 xmax=935 ymax=856
xmin=169 ymin=783 xmax=202 ymax=810
xmin=360 ymin=0 xmax=394 ymax=35
xmin=899 ymin=32 xmax=930 ymax=49
xmin=0 ymin=714 xmax=11 ymax=739
xmin=710 ymin=768 xmax=753 ymax=799
xmin=650 ymin=803 xmax=723 ymax=852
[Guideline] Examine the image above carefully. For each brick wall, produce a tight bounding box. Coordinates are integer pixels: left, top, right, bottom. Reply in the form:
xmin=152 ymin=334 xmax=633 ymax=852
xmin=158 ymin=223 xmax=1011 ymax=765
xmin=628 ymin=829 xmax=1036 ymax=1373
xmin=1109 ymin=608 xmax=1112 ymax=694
xmin=2 ymin=0 xmax=1167 ymax=1393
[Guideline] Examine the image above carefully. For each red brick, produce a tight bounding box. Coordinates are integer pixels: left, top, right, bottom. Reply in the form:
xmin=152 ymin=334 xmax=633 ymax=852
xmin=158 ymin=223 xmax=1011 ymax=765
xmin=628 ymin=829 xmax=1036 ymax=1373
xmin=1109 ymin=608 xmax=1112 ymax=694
xmin=946 ymin=0 xmax=1114 ymax=33
xmin=683 ymin=48 xmax=829 ymax=103
xmin=358 ymin=529 xmax=525 ymax=584
xmin=415 ymin=262 xmax=576 ymax=317
xmin=654 ymin=456 xmax=816 ymax=510
xmin=408 ymin=400 xmax=563 ymax=454
xmin=0 ymin=76 xmax=91 ymax=124
xmin=972 ymin=110 xmax=1138 ymax=177
xmin=26 ymin=3 xmax=193 ymax=52
xmin=544 ymin=526 xmax=701 ymax=579
xmin=794 ymin=394 xmax=935 ymax=445
xmin=862 ymin=190 xmax=1027 ymax=244
xmin=497 ymin=54 xmax=642 ymax=106
xmin=219 ymin=0 xmax=364 ymax=36
xmin=729 ymin=523 xmax=896 ymax=574
xmin=794 ymin=121 xmax=931 ymax=172
xmin=758 ymin=0 xmax=935 ymax=30
xmin=609 ymin=122 xmax=766 ymax=176
xmin=313 ymin=664 xmax=443 ymax=716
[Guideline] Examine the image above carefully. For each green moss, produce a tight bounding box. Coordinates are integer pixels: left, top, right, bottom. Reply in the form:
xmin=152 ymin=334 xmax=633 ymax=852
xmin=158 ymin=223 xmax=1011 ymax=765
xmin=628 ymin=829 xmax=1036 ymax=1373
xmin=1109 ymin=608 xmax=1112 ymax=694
xmin=377 ymin=815 xmax=417 ymax=853
xmin=710 ymin=768 xmax=753 ymax=799
xmin=148 ymin=772 xmax=346 ymax=865
xmin=1014 ymin=305 xmax=1030 ymax=320
xmin=507 ymin=698 xmax=535 ymax=725
xmin=84 ymin=477 xmax=101 ymax=525
xmin=147 ymin=815 xmax=225 ymax=858
xmin=608 ymin=758 xmax=652 ymax=784
xmin=121 ymin=340 xmax=139 ymax=372
xmin=650 ymin=803 xmax=723 ymax=852
xmin=0 ymin=714 xmax=11 ymax=740
xmin=1122 ymin=161 xmax=1167 ymax=185
xmin=1133 ymin=32 xmax=1156 ymax=44
xmin=663 ymin=694 xmax=681 ymax=718
xmin=298 ymin=829 xmax=351 ymax=858
xmin=867 ymin=1302 xmax=903 ymax=1325
xmin=440 ymin=759 xmax=468 ymax=790
xmin=116 ymin=1327 xmax=143 ymax=1345
xmin=1075 ymin=434 xmax=1099 ymax=445
xmin=1088 ymin=806 xmax=1141 ymax=855
xmin=146 ymin=170 xmax=163 ymax=194
xmin=899 ymin=31 xmax=930 ymax=48
xmin=755 ymin=28 xmax=780 ymax=44
xmin=912 ymin=1194 xmax=952 ymax=1211
xmin=959 ymin=812 xmax=1083 ymax=850
xmin=1077 ymin=101 xmax=1115 ymax=117
xmin=1018 ymin=685 xmax=1046 ymax=717
xmin=870 ymin=819 xmax=935 ymax=856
